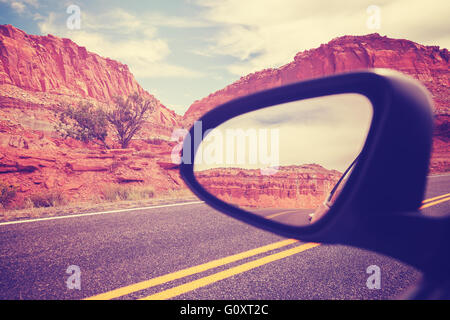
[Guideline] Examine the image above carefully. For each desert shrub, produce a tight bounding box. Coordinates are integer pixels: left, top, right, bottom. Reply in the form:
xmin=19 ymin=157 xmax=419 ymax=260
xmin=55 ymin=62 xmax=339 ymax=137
xmin=21 ymin=198 xmax=35 ymax=209
xmin=55 ymin=93 xmax=156 ymax=149
xmin=146 ymin=138 xmax=164 ymax=145
xmin=55 ymin=102 xmax=109 ymax=149
xmin=0 ymin=182 xmax=17 ymax=208
xmin=29 ymin=191 xmax=66 ymax=208
xmin=127 ymin=187 xmax=155 ymax=201
xmin=102 ymin=185 xmax=128 ymax=201
xmin=102 ymin=185 xmax=155 ymax=202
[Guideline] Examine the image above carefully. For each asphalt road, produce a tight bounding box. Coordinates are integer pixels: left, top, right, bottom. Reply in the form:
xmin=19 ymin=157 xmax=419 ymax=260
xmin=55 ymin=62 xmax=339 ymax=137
xmin=0 ymin=175 xmax=448 ymax=300
xmin=251 ymin=208 xmax=313 ymax=226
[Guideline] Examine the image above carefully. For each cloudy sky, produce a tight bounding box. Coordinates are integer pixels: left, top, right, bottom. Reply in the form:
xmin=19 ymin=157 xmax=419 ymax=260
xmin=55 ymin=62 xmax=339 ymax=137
xmin=194 ymin=93 xmax=373 ymax=172
xmin=0 ymin=0 xmax=448 ymax=114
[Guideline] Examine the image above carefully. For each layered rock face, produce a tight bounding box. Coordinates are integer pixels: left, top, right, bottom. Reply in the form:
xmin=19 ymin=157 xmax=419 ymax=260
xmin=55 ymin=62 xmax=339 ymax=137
xmin=1 ymin=26 xmax=448 ymax=209
xmin=0 ymin=25 xmax=184 ymax=206
xmin=0 ymin=25 xmax=144 ymax=101
xmin=0 ymin=24 xmax=181 ymax=137
xmin=183 ymin=34 xmax=449 ymax=172
xmin=0 ymin=119 xmax=184 ymax=203
xmin=195 ymin=165 xmax=341 ymax=209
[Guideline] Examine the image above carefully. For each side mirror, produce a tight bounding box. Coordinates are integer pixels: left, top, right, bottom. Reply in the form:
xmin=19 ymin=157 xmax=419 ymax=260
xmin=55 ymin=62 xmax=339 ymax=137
xmin=180 ymin=70 xmax=450 ymax=278
xmin=192 ymin=93 xmax=372 ymax=227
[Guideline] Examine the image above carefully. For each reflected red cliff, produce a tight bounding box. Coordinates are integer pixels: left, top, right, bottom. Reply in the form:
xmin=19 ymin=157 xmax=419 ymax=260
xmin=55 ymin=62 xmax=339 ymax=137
xmin=195 ymin=164 xmax=342 ymax=209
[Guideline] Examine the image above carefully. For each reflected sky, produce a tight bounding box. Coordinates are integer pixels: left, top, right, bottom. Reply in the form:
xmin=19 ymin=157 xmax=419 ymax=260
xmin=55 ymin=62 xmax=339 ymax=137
xmin=194 ymin=93 xmax=373 ymax=172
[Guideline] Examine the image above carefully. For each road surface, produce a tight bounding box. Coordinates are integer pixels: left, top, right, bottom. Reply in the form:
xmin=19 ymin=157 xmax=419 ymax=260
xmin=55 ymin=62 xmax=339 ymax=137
xmin=0 ymin=175 xmax=448 ymax=300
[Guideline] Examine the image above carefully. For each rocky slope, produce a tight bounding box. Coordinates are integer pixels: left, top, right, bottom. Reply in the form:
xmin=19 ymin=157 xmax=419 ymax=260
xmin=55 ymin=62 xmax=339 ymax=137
xmin=0 ymin=118 xmax=183 ymax=204
xmin=0 ymin=24 xmax=182 ymax=137
xmin=195 ymin=164 xmax=341 ymax=209
xmin=183 ymin=33 xmax=449 ymax=172
xmin=1 ymin=27 xmax=448 ymax=209
xmin=0 ymin=25 xmax=184 ymax=207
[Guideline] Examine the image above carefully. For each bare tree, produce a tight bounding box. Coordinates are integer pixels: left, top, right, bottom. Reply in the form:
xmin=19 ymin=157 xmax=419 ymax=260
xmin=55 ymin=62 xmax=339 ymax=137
xmin=106 ymin=93 xmax=156 ymax=149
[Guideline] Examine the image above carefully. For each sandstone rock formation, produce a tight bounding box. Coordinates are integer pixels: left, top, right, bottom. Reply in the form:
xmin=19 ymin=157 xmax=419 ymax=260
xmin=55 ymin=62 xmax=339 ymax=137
xmin=0 ymin=24 xmax=182 ymax=138
xmin=0 ymin=119 xmax=183 ymax=205
xmin=0 ymin=26 xmax=448 ymax=210
xmin=0 ymin=25 xmax=184 ymax=207
xmin=183 ymin=33 xmax=449 ymax=173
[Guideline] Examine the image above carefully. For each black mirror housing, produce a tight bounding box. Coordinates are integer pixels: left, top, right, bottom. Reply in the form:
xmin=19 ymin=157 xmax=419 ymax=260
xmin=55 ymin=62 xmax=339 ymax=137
xmin=180 ymin=69 xmax=449 ymax=278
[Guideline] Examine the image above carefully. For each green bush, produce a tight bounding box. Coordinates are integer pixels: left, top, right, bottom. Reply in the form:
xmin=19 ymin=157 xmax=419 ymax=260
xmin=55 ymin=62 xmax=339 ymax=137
xmin=55 ymin=102 xmax=109 ymax=149
xmin=55 ymin=93 xmax=156 ymax=149
xmin=0 ymin=182 xmax=17 ymax=208
xmin=29 ymin=191 xmax=66 ymax=208
xmin=102 ymin=185 xmax=155 ymax=201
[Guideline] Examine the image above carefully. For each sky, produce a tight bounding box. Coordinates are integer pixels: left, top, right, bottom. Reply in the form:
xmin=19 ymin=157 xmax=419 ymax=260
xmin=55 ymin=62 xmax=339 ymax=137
xmin=193 ymin=93 xmax=373 ymax=172
xmin=0 ymin=0 xmax=449 ymax=115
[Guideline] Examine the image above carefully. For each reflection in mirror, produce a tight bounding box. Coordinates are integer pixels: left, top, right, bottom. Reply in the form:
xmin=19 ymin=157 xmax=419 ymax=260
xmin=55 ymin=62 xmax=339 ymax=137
xmin=193 ymin=94 xmax=373 ymax=226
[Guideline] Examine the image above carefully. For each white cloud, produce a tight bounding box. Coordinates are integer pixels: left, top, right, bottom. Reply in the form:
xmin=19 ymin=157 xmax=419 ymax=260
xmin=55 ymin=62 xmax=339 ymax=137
xmin=10 ymin=2 xmax=25 ymax=13
xmin=195 ymin=0 xmax=450 ymax=76
xmin=195 ymin=93 xmax=373 ymax=172
xmin=0 ymin=0 xmax=38 ymax=14
xmin=1 ymin=0 xmax=32 ymax=13
xmin=36 ymin=8 xmax=204 ymax=78
xmin=140 ymin=12 xmax=210 ymax=28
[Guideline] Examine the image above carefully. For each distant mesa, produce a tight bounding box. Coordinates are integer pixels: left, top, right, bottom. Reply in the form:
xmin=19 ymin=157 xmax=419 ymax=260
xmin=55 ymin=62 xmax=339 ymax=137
xmin=195 ymin=164 xmax=342 ymax=209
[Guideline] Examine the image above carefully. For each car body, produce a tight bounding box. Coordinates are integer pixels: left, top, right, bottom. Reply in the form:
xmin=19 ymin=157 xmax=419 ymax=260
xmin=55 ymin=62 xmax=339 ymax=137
xmin=179 ymin=69 xmax=450 ymax=299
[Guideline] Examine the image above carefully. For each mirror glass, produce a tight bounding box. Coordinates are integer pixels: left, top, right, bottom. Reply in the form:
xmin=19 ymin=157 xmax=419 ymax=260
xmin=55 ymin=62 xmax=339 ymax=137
xmin=193 ymin=93 xmax=373 ymax=226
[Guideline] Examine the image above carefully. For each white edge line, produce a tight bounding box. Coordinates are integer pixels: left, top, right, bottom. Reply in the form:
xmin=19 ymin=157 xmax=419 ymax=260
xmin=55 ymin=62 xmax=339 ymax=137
xmin=427 ymin=173 xmax=450 ymax=178
xmin=0 ymin=174 xmax=446 ymax=226
xmin=0 ymin=201 xmax=205 ymax=226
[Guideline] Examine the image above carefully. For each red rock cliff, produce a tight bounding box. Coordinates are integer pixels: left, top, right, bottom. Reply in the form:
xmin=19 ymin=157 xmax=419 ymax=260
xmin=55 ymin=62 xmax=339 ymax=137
xmin=0 ymin=25 xmax=186 ymax=208
xmin=183 ymin=34 xmax=449 ymax=172
xmin=0 ymin=24 xmax=182 ymax=136
xmin=196 ymin=164 xmax=342 ymax=209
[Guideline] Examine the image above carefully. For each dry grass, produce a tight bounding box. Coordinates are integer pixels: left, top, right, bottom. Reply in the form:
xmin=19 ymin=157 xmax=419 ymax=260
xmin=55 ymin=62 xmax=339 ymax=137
xmin=29 ymin=191 xmax=67 ymax=208
xmin=157 ymin=188 xmax=196 ymax=200
xmin=0 ymin=181 xmax=18 ymax=209
xmin=102 ymin=184 xmax=156 ymax=202
xmin=0 ymin=187 xmax=198 ymax=222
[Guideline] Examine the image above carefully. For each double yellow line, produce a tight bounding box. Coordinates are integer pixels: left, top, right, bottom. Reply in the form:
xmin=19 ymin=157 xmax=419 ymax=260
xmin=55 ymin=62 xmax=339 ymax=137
xmin=420 ymin=193 xmax=450 ymax=209
xmin=141 ymin=242 xmax=319 ymax=300
xmin=85 ymin=238 xmax=302 ymax=300
xmin=85 ymin=193 xmax=449 ymax=300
